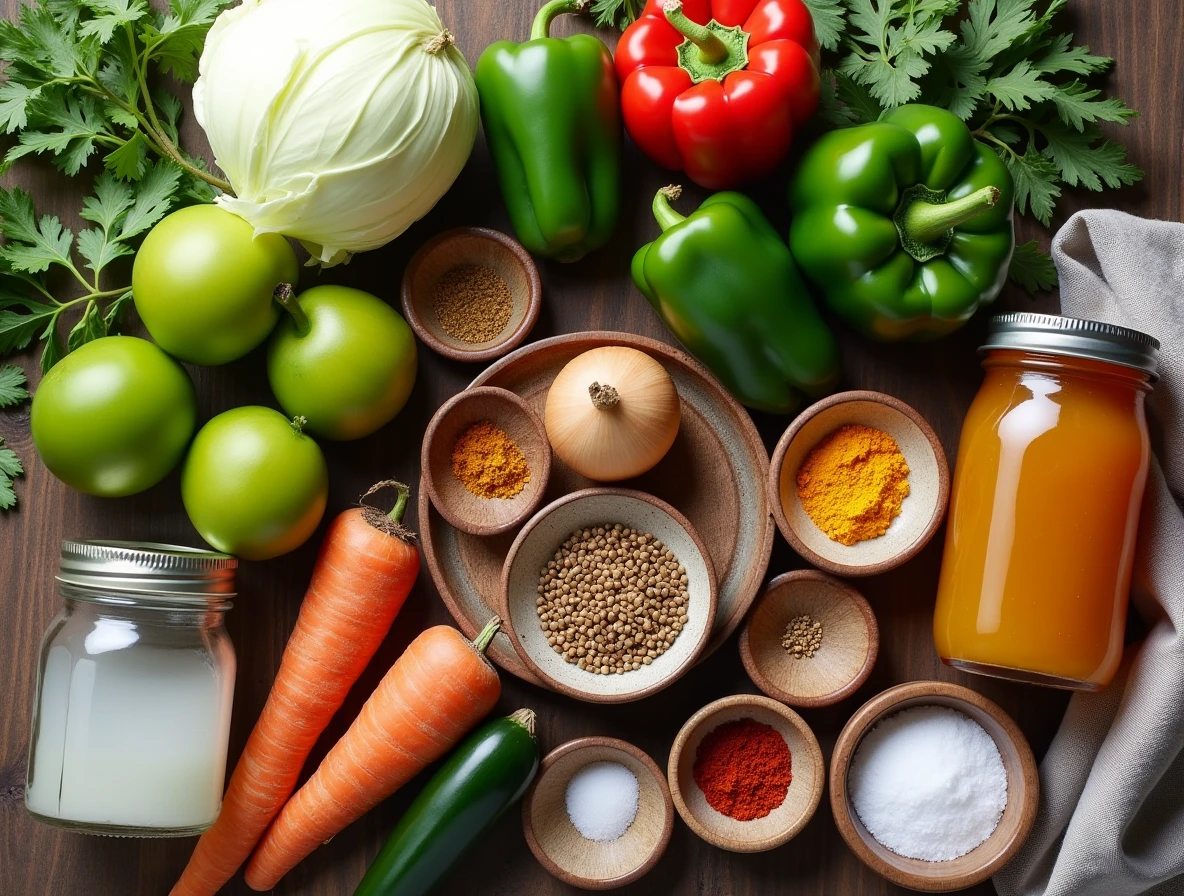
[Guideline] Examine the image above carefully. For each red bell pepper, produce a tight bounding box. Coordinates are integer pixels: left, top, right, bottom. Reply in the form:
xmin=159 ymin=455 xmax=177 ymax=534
xmin=615 ymin=0 xmax=820 ymax=190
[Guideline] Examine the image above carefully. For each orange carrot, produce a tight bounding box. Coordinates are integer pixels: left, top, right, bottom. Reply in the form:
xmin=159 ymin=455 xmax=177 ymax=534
xmin=171 ymin=482 xmax=421 ymax=896
xmin=242 ymin=619 xmax=503 ymax=891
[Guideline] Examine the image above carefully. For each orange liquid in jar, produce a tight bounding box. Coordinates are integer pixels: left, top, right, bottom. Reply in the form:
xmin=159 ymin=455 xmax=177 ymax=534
xmin=933 ymin=350 xmax=1151 ymax=690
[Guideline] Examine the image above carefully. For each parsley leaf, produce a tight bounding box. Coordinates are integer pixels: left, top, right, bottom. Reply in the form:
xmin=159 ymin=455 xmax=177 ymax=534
xmin=589 ymin=0 xmax=644 ymax=32
xmin=0 ymin=165 xmax=182 ymax=370
xmin=812 ymin=0 xmax=1140 ymax=292
xmin=0 ymin=364 xmax=28 ymax=407
xmin=0 ymin=363 xmax=28 ymax=511
xmin=1008 ymin=240 xmax=1058 ymax=292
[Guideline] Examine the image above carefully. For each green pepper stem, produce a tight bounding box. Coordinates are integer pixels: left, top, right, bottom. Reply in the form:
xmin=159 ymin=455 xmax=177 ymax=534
xmin=474 ymin=616 xmax=502 ymax=653
xmin=531 ymin=0 xmax=588 ymax=40
xmin=900 ymin=186 xmax=1001 ymax=245
xmin=653 ymin=185 xmax=686 ymax=232
xmin=273 ymin=283 xmax=310 ymax=337
xmin=663 ymin=0 xmax=727 ymax=63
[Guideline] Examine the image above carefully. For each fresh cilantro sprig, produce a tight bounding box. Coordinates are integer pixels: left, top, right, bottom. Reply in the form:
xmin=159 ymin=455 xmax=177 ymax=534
xmin=589 ymin=0 xmax=645 ymax=31
xmin=0 ymin=163 xmax=180 ymax=371
xmin=802 ymin=0 xmax=1140 ymax=291
xmin=0 ymin=0 xmax=234 ymax=197
xmin=0 ymin=364 xmax=29 ymax=511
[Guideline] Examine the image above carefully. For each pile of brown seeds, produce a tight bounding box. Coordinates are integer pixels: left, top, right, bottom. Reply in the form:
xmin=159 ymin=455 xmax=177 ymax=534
xmin=782 ymin=614 xmax=823 ymax=658
xmin=536 ymin=524 xmax=690 ymax=675
xmin=432 ymin=264 xmax=513 ymax=344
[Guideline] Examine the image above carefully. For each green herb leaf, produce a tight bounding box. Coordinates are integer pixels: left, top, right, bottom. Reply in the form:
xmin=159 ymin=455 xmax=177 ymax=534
xmin=1002 ymin=144 xmax=1061 ymax=225
xmin=1032 ymin=32 xmax=1111 ymax=75
xmin=0 ymin=363 xmax=28 ymax=407
xmin=1049 ymin=79 xmax=1137 ymax=131
xmin=103 ymin=289 xmax=133 ymax=329
xmin=1041 ymin=123 xmax=1142 ymax=191
xmin=802 ymin=0 xmax=847 ymax=51
xmin=0 ymin=436 xmax=22 ymax=510
xmin=67 ymin=299 xmax=107 ymax=350
xmin=78 ymin=0 xmax=150 ymax=45
xmin=986 ymin=59 xmax=1056 ymax=111
xmin=1008 ymin=240 xmax=1058 ymax=291
xmin=588 ymin=0 xmax=644 ymax=31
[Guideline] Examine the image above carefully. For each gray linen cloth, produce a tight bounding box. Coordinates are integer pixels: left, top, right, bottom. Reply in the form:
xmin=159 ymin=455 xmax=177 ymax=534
xmin=993 ymin=210 xmax=1184 ymax=896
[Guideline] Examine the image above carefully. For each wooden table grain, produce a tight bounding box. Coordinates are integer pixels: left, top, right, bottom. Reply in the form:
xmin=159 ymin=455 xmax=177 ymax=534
xmin=1 ymin=1 xmax=1180 ymax=894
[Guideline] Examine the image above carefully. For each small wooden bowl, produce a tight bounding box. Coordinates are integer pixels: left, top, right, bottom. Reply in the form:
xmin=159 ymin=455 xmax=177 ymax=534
xmin=421 ymin=386 xmax=551 ymax=537
xmin=830 ymin=681 xmax=1039 ymax=892
xmin=500 ymin=488 xmax=717 ymax=703
xmin=769 ymin=390 xmax=950 ymax=577
xmin=668 ymin=694 xmax=824 ymax=853
xmin=739 ymin=570 xmax=879 ymax=708
xmin=523 ymin=737 xmax=674 ymax=890
xmin=401 ymin=227 xmax=541 ymax=362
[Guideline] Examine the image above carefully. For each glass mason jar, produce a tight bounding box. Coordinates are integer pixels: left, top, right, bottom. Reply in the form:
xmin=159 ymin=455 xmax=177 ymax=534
xmin=26 ymin=540 xmax=238 ymax=837
xmin=934 ymin=313 xmax=1158 ymax=691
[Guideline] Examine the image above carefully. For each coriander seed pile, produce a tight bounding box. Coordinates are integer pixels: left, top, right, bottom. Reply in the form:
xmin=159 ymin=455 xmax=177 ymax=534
xmin=432 ymin=264 xmax=513 ymax=344
xmin=536 ymin=524 xmax=689 ymax=675
xmin=782 ymin=614 xmax=823 ymax=658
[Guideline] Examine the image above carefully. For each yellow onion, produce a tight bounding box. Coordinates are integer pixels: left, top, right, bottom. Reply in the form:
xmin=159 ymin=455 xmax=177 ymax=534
xmin=544 ymin=347 xmax=681 ymax=481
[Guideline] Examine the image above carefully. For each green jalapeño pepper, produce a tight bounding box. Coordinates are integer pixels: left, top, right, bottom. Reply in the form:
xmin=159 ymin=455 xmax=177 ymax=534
xmin=789 ymin=104 xmax=1015 ymax=341
xmin=476 ymin=0 xmax=621 ymax=262
xmin=632 ymin=186 xmax=840 ymax=414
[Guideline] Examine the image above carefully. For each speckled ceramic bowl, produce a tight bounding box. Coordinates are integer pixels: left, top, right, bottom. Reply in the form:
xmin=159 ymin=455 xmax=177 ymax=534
xmin=499 ymin=488 xmax=717 ymax=703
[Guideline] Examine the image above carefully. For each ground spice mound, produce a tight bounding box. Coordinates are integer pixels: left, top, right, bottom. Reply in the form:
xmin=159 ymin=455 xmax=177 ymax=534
xmin=432 ymin=265 xmax=513 ymax=344
xmin=692 ymin=718 xmax=793 ymax=821
xmin=782 ymin=614 xmax=823 ymax=658
xmin=450 ymin=420 xmax=530 ymax=499
xmin=796 ymin=424 xmax=910 ymax=545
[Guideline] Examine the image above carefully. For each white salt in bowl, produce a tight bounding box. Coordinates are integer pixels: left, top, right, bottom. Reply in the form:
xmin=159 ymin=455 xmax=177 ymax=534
xmin=830 ymin=681 xmax=1040 ymax=892
xmin=522 ymin=737 xmax=673 ymax=890
xmin=500 ymin=488 xmax=717 ymax=703
xmin=768 ymin=391 xmax=950 ymax=576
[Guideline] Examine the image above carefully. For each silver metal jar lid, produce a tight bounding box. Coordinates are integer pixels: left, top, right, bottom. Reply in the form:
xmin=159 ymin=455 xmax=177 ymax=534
xmin=57 ymin=540 xmax=238 ymax=599
xmin=981 ymin=312 xmax=1159 ymax=379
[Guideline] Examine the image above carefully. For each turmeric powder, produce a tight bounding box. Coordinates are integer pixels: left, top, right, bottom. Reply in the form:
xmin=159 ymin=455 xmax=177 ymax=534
xmin=451 ymin=420 xmax=531 ymax=499
xmin=796 ymin=424 xmax=910 ymax=545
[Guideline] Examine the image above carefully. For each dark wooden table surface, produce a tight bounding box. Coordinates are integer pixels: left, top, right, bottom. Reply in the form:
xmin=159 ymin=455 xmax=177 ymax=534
xmin=1 ymin=1 xmax=1180 ymax=894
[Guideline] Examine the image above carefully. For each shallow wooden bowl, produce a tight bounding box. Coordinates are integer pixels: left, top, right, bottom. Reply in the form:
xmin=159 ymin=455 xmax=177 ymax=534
xmin=421 ymin=386 xmax=551 ymax=537
xmin=523 ymin=737 xmax=674 ymax=890
xmin=739 ymin=570 xmax=879 ymax=708
xmin=401 ymin=227 xmax=541 ymax=362
xmin=830 ymin=681 xmax=1039 ymax=892
xmin=500 ymin=488 xmax=717 ymax=703
xmin=668 ymin=694 xmax=824 ymax=853
xmin=769 ymin=390 xmax=950 ymax=576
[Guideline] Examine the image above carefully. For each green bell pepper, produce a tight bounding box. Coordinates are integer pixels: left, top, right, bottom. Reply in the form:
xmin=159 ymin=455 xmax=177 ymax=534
xmin=632 ymin=186 xmax=840 ymax=415
xmin=475 ymin=0 xmax=621 ymax=263
xmin=788 ymin=104 xmax=1015 ymax=341
xmin=353 ymin=709 xmax=539 ymax=896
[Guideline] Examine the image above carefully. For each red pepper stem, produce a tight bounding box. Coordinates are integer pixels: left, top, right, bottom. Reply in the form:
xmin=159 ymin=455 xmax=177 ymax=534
xmin=902 ymin=186 xmax=1001 ymax=245
xmin=531 ymin=0 xmax=588 ymax=40
xmin=662 ymin=0 xmax=727 ymax=63
xmin=653 ymin=185 xmax=686 ymax=232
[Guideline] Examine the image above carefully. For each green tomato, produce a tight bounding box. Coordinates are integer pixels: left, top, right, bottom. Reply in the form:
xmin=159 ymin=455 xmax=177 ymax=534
xmin=267 ymin=285 xmax=418 ymax=441
xmin=181 ymin=407 xmax=329 ymax=561
xmin=132 ymin=205 xmax=300 ymax=366
xmin=30 ymin=336 xmax=197 ymax=497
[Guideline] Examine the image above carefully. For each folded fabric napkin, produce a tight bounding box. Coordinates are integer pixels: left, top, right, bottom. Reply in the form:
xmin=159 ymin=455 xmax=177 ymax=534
xmin=994 ymin=210 xmax=1184 ymax=896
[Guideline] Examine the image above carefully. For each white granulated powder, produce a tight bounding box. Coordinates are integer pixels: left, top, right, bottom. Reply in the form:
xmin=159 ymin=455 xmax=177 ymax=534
xmin=849 ymin=705 xmax=1008 ymax=862
xmin=565 ymin=761 xmax=640 ymax=843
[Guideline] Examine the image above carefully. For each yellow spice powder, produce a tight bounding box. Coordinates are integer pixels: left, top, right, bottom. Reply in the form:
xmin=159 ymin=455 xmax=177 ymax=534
xmin=795 ymin=424 xmax=910 ymax=545
xmin=451 ymin=420 xmax=531 ymax=500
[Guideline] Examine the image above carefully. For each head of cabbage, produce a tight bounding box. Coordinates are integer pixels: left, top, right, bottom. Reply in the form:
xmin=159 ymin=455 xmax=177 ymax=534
xmin=193 ymin=0 xmax=478 ymax=266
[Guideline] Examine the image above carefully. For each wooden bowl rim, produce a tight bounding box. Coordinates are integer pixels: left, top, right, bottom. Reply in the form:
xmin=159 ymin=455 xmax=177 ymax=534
xmin=499 ymin=487 xmax=719 ymax=704
xmin=738 ymin=569 xmax=880 ymax=708
xmin=667 ymin=694 xmax=825 ymax=853
xmin=767 ymin=390 xmax=951 ymax=577
xmin=400 ymin=226 xmax=542 ymax=362
xmin=522 ymin=735 xmax=674 ymax=890
xmin=420 ymin=385 xmax=552 ymax=537
xmin=828 ymin=680 xmax=1040 ymax=892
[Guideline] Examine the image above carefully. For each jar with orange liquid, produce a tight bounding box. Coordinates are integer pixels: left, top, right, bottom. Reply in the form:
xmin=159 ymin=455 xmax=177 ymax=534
xmin=934 ymin=313 xmax=1159 ymax=691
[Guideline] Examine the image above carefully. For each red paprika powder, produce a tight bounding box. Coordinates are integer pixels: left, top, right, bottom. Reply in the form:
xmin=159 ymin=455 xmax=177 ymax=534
xmin=692 ymin=717 xmax=793 ymax=821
